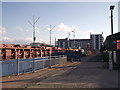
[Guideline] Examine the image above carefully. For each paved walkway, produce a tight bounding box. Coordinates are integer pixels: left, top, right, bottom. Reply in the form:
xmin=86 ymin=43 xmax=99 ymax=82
xmin=2 ymin=54 xmax=118 ymax=88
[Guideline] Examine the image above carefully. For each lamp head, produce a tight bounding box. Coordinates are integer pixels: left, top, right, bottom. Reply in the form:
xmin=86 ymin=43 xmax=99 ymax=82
xmin=110 ymin=5 xmax=115 ymax=10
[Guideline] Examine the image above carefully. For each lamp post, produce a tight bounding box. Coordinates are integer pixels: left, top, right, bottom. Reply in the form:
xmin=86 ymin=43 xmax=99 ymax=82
xmin=28 ymin=16 xmax=40 ymax=73
xmin=109 ymin=5 xmax=115 ymax=70
xmin=49 ymin=25 xmax=55 ymax=67
xmin=72 ymin=29 xmax=75 ymax=49
xmin=68 ymin=32 xmax=70 ymax=49
xmin=110 ymin=5 xmax=115 ymax=35
xmin=55 ymin=37 xmax=56 ymax=47
xmin=49 ymin=25 xmax=55 ymax=46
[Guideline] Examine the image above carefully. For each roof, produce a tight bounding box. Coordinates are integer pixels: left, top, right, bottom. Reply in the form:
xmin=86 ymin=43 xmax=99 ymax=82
xmin=104 ymin=32 xmax=120 ymax=50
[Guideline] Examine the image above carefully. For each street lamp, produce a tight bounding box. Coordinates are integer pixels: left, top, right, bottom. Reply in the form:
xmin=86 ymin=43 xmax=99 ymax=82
xmin=110 ymin=5 xmax=115 ymax=35
xmin=68 ymin=32 xmax=70 ymax=49
xmin=28 ymin=16 xmax=40 ymax=73
xmin=72 ymin=29 xmax=75 ymax=49
xmin=49 ymin=25 xmax=55 ymax=46
xmin=110 ymin=5 xmax=115 ymax=10
xmin=109 ymin=5 xmax=115 ymax=70
xmin=49 ymin=25 xmax=55 ymax=67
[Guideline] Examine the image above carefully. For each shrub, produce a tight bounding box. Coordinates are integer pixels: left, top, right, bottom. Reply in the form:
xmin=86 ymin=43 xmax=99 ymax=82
xmin=102 ymin=52 xmax=109 ymax=62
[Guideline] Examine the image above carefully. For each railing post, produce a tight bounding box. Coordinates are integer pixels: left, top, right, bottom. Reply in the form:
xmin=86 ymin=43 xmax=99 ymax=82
xmin=59 ymin=55 xmax=60 ymax=65
xmin=55 ymin=56 xmax=56 ymax=65
xmin=16 ymin=50 xmax=19 ymax=75
xmin=50 ymin=55 xmax=51 ymax=67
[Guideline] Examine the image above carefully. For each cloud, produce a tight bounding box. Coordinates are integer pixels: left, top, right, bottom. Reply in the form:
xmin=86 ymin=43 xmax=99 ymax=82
xmin=55 ymin=23 xmax=71 ymax=32
xmin=46 ymin=27 xmax=50 ymax=31
xmin=45 ymin=23 xmax=77 ymax=33
xmin=25 ymin=37 xmax=32 ymax=41
xmin=43 ymin=23 xmax=78 ymax=43
xmin=1 ymin=36 xmax=31 ymax=44
xmin=25 ymin=26 xmax=40 ymax=33
xmin=1 ymin=36 xmax=13 ymax=44
xmin=0 ymin=26 xmax=7 ymax=34
xmin=16 ymin=26 xmax=29 ymax=33
xmin=55 ymin=23 xmax=78 ymax=32
xmin=1 ymin=36 xmax=47 ymax=45
xmin=45 ymin=25 xmax=54 ymax=31
xmin=2 ymin=37 xmax=11 ymax=40
xmin=16 ymin=26 xmax=39 ymax=33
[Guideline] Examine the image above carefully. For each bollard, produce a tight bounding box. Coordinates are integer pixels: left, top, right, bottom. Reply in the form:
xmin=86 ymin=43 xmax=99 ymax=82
xmin=109 ymin=51 xmax=113 ymax=70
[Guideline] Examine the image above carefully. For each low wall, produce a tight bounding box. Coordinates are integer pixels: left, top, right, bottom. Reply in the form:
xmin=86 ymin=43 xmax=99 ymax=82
xmin=0 ymin=56 xmax=67 ymax=76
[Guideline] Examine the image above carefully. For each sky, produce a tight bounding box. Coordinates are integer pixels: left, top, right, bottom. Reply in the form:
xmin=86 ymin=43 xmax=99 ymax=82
xmin=0 ymin=1 xmax=119 ymax=45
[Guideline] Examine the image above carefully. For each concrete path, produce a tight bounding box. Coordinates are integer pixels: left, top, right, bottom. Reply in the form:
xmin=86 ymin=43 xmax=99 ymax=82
xmin=2 ymin=54 xmax=118 ymax=88
xmin=2 ymin=62 xmax=79 ymax=88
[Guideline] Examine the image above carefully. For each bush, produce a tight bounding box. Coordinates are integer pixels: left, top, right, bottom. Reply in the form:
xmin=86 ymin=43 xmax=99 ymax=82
xmin=102 ymin=52 xmax=109 ymax=62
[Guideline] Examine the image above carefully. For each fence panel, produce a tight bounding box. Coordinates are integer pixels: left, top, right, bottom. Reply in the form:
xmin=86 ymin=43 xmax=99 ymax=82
xmin=1 ymin=56 xmax=67 ymax=76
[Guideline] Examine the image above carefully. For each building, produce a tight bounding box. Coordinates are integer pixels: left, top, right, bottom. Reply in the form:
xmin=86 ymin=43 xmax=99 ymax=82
xmin=57 ymin=33 xmax=103 ymax=50
xmin=104 ymin=32 xmax=120 ymax=50
xmin=30 ymin=43 xmax=41 ymax=47
xmin=57 ymin=38 xmax=91 ymax=50
xmin=90 ymin=33 xmax=104 ymax=50
xmin=104 ymin=32 xmax=120 ymax=67
xmin=57 ymin=38 xmax=68 ymax=49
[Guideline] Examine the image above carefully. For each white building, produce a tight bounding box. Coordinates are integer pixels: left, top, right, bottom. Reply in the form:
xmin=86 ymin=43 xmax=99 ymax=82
xmin=90 ymin=33 xmax=104 ymax=50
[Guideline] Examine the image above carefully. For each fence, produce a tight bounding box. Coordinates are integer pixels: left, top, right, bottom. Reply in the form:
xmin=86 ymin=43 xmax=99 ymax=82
xmin=0 ymin=55 xmax=67 ymax=76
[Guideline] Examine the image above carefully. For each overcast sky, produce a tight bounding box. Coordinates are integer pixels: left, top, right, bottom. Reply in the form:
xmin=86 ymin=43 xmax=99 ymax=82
xmin=1 ymin=2 xmax=118 ymax=45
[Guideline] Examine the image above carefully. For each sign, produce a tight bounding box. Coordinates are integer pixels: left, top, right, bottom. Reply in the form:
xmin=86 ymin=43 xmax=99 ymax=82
xmin=117 ymin=40 xmax=120 ymax=50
